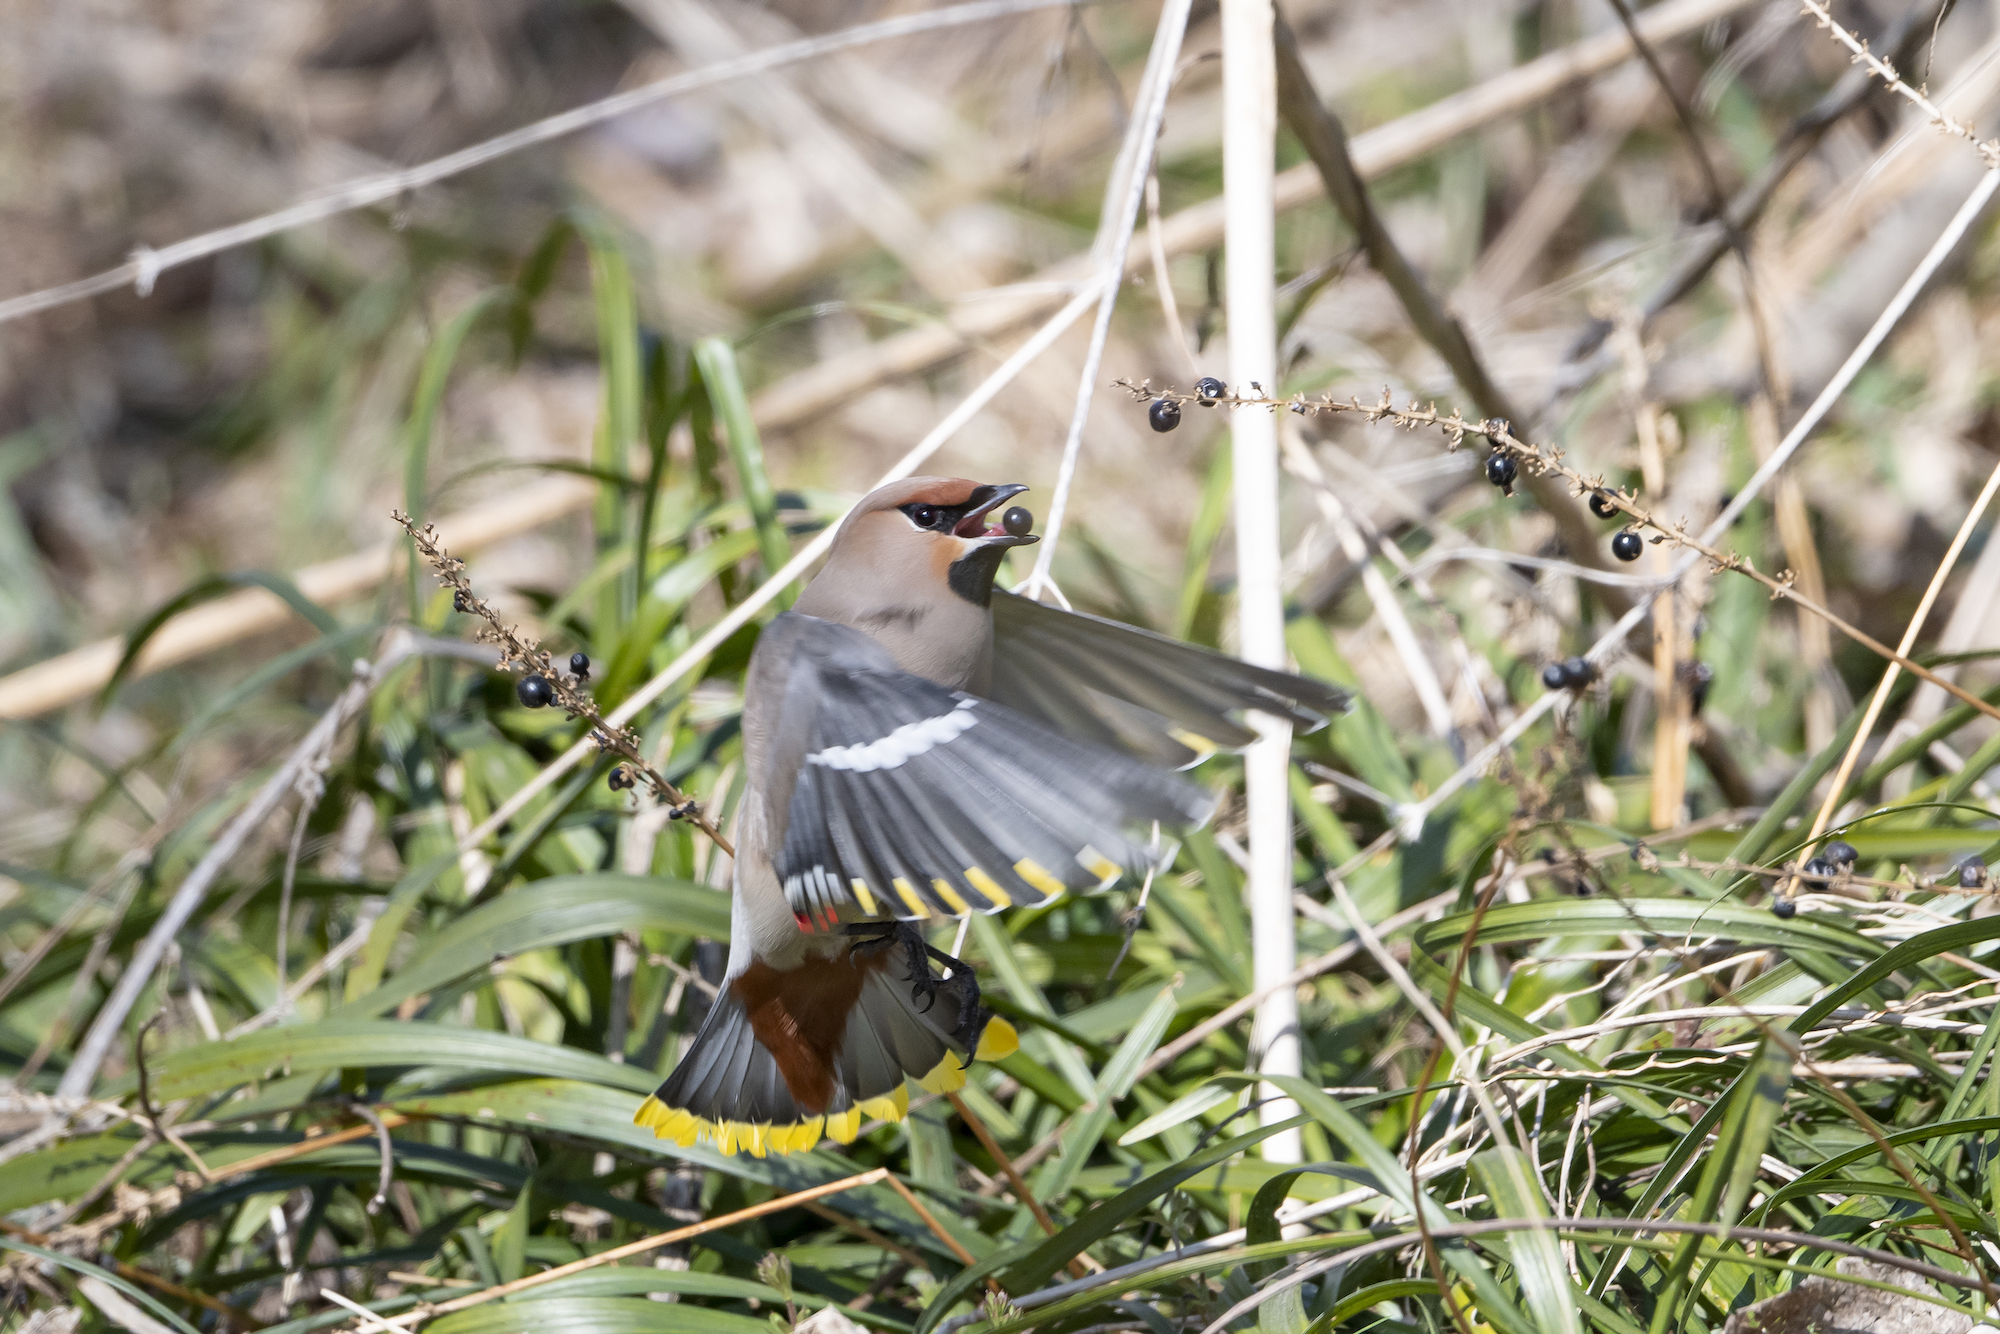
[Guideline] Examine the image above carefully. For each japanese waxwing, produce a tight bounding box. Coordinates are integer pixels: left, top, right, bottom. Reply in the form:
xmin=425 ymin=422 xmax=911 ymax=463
xmin=635 ymin=478 xmax=1349 ymax=1156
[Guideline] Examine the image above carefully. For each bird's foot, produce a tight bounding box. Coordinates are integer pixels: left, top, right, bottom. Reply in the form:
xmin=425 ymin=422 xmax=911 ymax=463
xmin=841 ymin=920 xmax=901 ymax=956
xmin=921 ymin=942 xmax=987 ymax=1047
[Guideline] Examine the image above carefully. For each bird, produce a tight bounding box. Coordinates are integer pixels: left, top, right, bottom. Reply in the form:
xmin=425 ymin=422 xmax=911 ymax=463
xmin=634 ymin=477 xmax=1349 ymax=1156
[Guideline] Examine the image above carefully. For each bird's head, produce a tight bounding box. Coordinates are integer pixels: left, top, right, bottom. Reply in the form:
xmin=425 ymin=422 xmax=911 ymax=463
xmin=830 ymin=477 xmax=1038 ymax=607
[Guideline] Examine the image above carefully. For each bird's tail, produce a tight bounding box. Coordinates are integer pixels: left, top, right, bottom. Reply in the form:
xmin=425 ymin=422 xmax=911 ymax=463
xmin=634 ymin=931 xmax=1016 ymax=1157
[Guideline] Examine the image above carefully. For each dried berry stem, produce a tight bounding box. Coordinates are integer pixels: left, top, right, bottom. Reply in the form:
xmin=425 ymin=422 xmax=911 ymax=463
xmin=393 ymin=511 xmax=735 ymax=856
xmin=1797 ymin=0 xmax=2000 ymax=168
xmin=1114 ymin=381 xmax=2000 ymax=730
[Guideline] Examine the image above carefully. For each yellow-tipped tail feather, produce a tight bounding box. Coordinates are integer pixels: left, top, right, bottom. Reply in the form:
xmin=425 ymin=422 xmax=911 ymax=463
xmin=975 ymin=1015 xmax=1018 ymax=1061
xmin=633 ymin=1018 xmax=1020 ymax=1157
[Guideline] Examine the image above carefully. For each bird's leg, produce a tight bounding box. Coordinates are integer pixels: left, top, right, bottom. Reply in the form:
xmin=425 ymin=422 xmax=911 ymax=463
xmin=841 ymin=919 xmax=900 ymax=960
xmin=921 ymin=942 xmax=986 ymax=1047
xmin=847 ymin=923 xmax=987 ymax=1044
xmin=844 ymin=921 xmax=934 ymax=992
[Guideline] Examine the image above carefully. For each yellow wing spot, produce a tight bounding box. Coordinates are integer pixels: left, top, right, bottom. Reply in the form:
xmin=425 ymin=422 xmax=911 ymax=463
xmin=929 ymin=878 xmax=971 ymax=915
xmin=1013 ymin=859 xmax=1067 ymax=901
xmin=1169 ymin=726 xmax=1221 ymax=762
xmin=964 ymin=867 xmax=1011 ymax=908
xmin=918 ymin=1054 xmax=968 ymax=1095
xmin=850 ymin=879 xmax=878 ymax=916
xmin=975 ymin=1016 xmax=1019 ymax=1062
xmin=1077 ymin=846 xmax=1122 ymax=887
xmin=891 ymin=878 xmax=930 ymax=918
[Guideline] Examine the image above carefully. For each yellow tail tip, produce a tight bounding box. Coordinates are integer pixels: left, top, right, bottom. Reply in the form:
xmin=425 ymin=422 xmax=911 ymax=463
xmin=975 ymin=1016 xmax=1019 ymax=1061
xmin=918 ymin=1054 xmax=968 ymax=1095
xmin=635 ymin=1098 xmax=830 ymax=1157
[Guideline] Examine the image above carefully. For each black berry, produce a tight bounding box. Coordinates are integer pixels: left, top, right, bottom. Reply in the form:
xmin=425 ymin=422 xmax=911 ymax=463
xmin=1823 ymin=840 xmax=1857 ymax=867
xmin=453 ymin=591 xmax=471 ymax=613
xmin=1149 ymin=398 xmax=1182 ymax=432
xmin=1481 ymin=417 xmax=1510 ymax=442
xmin=1612 ymin=530 xmax=1644 ymax=562
xmin=1002 ymin=506 xmax=1034 ymax=537
xmin=1541 ymin=663 xmax=1567 ymax=691
xmin=1589 ymin=491 xmax=1619 ymax=520
xmin=1771 ymin=898 xmax=1797 ymax=919
xmin=1960 ymin=857 xmax=1986 ymax=889
xmin=608 ymin=767 xmax=635 ymax=791
xmin=517 ymin=675 xmax=555 ymax=708
xmin=1194 ymin=377 xmax=1227 ymax=403
xmin=1561 ymin=657 xmax=1594 ymax=689
xmin=1485 ymin=453 xmax=1517 ymax=489
xmin=570 ymin=652 xmax=590 ymax=679
xmin=1800 ymin=857 xmax=1832 ymax=887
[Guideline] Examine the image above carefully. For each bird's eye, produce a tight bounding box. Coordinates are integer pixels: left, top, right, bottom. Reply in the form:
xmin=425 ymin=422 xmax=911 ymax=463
xmin=909 ymin=504 xmax=939 ymax=528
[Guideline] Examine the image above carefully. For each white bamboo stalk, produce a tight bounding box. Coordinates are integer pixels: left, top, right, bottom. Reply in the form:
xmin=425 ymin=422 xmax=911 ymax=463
xmin=1222 ymin=0 xmax=1299 ymax=1164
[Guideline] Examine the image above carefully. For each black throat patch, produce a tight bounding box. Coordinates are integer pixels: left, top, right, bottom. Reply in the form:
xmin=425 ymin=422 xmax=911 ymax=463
xmin=947 ymin=545 xmax=1009 ymax=607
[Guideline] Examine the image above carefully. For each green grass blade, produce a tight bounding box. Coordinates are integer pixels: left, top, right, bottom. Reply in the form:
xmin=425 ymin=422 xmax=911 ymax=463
xmin=401 ymin=288 xmax=511 ymax=610
xmin=338 ymin=873 xmax=727 ymax=1019
xmin=1471 ymin=1146 xmax=1582 ymax=1334
xmin=1174 ymin=439 xmax=1232 ymax=643
xmin=692 ymin=337 xmax=791 ymax=601
xmin=1028 ymin=981 xmax=1180 ymax=1206
xmin=96 ymin=572 xmax=342 ymax=713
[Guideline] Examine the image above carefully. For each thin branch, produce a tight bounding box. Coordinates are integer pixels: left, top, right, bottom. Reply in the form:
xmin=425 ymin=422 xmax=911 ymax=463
xmin=386 ymin=1168 xmax=890 ymax=1326
xmin=0 ymin=0 xmax=1079 ymax=328
xmin=946 ymin=1090 xmax=1065 ymax=1242
xmin=1799 ymin=0 xmax=2000 ymax=166
xmin=880 ymin=1173 xmax=982 ymax=1271
xmin=1022 ymin=0 xmax=1192 ymax=598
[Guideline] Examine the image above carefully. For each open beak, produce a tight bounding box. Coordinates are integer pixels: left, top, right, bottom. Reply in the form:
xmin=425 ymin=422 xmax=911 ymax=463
xmin=953 ymin=483 xmax=1037 ymax=546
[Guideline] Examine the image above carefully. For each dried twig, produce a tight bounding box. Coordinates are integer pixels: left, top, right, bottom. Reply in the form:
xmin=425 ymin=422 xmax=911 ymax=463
xmin=1799 ymin=0 xmax=2000 ymax=167
xmin=0 ymin=0 xmax=1078 ymax=328
xmin=366 ymin=1168 xmax=890 ymax=1328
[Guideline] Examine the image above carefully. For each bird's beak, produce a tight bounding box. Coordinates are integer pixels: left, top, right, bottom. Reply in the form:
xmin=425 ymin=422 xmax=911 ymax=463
xmin=953 ymin=482 xmax=1037 ymax=547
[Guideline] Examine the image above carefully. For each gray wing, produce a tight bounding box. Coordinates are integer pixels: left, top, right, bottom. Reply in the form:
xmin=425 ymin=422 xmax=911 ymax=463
xmin=988 ymin=590 xmax=1351 ymax=768
xmin=767 ymin=613 xmax=1214 ymax=926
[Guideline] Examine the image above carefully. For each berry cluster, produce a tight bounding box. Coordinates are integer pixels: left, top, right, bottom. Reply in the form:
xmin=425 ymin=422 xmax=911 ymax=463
xmin=515 ymin=652 xmax=592 ymax=710
xmin=393 ymin=511 xmax=726 ymax=845
xmin=1110 ymin=378 xmax=2000 ymax=734
xmin=1539 ymin=657 xmax=1596 ymax=693
xmin=1772 ymin=838 xmax=1860 ymax=918
xmin=1146 ymin=376 xmax=1230 ymax=432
